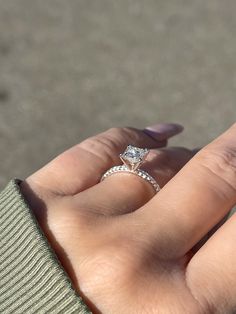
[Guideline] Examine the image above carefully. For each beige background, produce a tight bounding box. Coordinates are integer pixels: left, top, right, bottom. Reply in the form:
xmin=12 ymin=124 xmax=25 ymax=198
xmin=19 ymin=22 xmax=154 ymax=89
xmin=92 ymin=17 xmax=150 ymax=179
xmin=0 ymin=0 xmax=236 ymax=187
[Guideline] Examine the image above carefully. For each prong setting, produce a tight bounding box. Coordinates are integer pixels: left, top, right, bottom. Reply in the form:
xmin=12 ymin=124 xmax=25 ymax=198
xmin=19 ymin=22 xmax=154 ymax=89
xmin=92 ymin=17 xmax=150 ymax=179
xmin=101 ymin=145 xmax=160 ymax=194
xmin=120 ymin=145 xmax=150 ymax=170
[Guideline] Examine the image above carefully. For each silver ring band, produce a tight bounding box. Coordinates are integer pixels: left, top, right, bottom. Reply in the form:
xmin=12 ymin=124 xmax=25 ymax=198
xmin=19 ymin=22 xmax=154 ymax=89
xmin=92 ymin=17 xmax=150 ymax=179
xmin=101 ymin=165 xmax=160 ymax=193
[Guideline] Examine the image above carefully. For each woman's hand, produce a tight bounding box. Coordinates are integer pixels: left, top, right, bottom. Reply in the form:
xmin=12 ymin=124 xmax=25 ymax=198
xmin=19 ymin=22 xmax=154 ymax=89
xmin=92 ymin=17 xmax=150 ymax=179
xmin=20 ymin=123 xmax=236 ymax=313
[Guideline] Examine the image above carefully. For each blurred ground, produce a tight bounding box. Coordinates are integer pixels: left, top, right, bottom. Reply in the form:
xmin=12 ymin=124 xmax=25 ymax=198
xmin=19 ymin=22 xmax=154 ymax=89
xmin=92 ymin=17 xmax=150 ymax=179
xmin=0 ymin=0 xmax=236 ymax=187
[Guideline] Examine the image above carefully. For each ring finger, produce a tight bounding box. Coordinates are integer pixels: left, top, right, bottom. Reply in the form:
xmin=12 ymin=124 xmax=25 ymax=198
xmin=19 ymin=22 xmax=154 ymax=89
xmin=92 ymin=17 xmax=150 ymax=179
xmin=73 ymin=146 xmax=195 ymax=216
xmin=25 ymin=123 xmax=184 ymax=196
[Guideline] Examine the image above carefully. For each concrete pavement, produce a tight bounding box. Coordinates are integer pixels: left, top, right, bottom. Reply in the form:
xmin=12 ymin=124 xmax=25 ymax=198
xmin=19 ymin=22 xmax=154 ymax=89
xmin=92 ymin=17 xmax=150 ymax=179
xmin=0 ymin=0 xmax=236 ymax=187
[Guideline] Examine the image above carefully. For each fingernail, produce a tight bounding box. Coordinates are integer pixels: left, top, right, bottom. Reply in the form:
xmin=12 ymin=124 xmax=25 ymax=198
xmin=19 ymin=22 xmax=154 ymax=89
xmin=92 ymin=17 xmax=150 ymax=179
xmin=143 ymin=123 xmax=184 ymax=140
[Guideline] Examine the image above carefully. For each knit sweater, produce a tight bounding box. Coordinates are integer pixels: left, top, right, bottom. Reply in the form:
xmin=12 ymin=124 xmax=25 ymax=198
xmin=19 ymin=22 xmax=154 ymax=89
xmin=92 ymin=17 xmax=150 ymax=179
xmin=0 ymin=180 xmax=92 ymax=314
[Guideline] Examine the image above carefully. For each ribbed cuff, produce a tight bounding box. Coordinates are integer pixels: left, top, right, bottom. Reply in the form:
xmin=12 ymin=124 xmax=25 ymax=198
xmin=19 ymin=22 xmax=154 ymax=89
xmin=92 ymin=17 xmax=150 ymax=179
xmin=0 ymin=180 xmax=91 ymax=314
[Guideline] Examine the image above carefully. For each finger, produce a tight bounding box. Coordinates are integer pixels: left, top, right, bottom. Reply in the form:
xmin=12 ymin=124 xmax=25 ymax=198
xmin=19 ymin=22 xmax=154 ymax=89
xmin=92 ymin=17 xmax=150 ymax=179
xmin=143 ymin=147 xmax=197 ymax=188
xmin=135 ymin=123 xmax=236 ymax=257
xmin=186 ymin=213 xmax=236 ymax=313
xmin=73 ymin=147 xmax=194 ymax=216
xmin=26 ymin=123 xmax=183 ymax=195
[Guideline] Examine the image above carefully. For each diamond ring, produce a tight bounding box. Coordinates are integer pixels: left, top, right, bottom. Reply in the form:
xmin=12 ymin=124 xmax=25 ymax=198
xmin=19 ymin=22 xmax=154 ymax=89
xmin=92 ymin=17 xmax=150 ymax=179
xmin=101 ymin=145 xmax=160 ymax=193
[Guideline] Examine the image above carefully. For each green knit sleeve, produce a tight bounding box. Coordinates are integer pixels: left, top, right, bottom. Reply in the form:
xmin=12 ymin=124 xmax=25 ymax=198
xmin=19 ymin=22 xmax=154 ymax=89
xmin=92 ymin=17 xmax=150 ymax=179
xmin=0 ymin=180 xmax=92 ymax=314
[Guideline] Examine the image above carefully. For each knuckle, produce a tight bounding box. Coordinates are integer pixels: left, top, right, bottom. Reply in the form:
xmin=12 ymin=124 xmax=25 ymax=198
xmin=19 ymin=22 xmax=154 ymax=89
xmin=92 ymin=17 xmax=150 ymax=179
xmin=79 ymin=136 xmax=117 ymax=163
xmin=199 ymin=147 xmax=236 ymax=191
xmin=79 ymin=127 xmax=137 ymax=163
xmin=79 ymin=126 xmax=144 ymax=165
xmin=106 ymin=127 xmax=139 ymax=144
xmin=87 ymin=127 xmax=138 ymax=150
xmin=201 ymin=147 xmax=236 ymax=171
xmin=86 ymin=134 xmax=118 ymax=152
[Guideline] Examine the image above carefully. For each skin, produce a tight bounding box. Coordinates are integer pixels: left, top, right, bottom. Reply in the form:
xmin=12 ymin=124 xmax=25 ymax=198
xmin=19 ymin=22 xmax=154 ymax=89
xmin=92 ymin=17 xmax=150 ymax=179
xmin=20 ymin=123 xmax=236 ymax=314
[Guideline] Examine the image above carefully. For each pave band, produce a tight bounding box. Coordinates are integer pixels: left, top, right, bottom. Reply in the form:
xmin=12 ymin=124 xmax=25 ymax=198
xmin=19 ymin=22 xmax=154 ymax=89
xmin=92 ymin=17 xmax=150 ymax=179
xmin=101 ymin=165 xmax=160 ymax=193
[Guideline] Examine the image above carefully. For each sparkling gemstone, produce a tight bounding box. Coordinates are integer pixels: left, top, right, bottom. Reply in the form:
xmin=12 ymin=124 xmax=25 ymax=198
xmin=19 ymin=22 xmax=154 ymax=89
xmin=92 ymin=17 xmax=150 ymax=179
xmin=121 ymin=145 xmax=148 ymax=164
